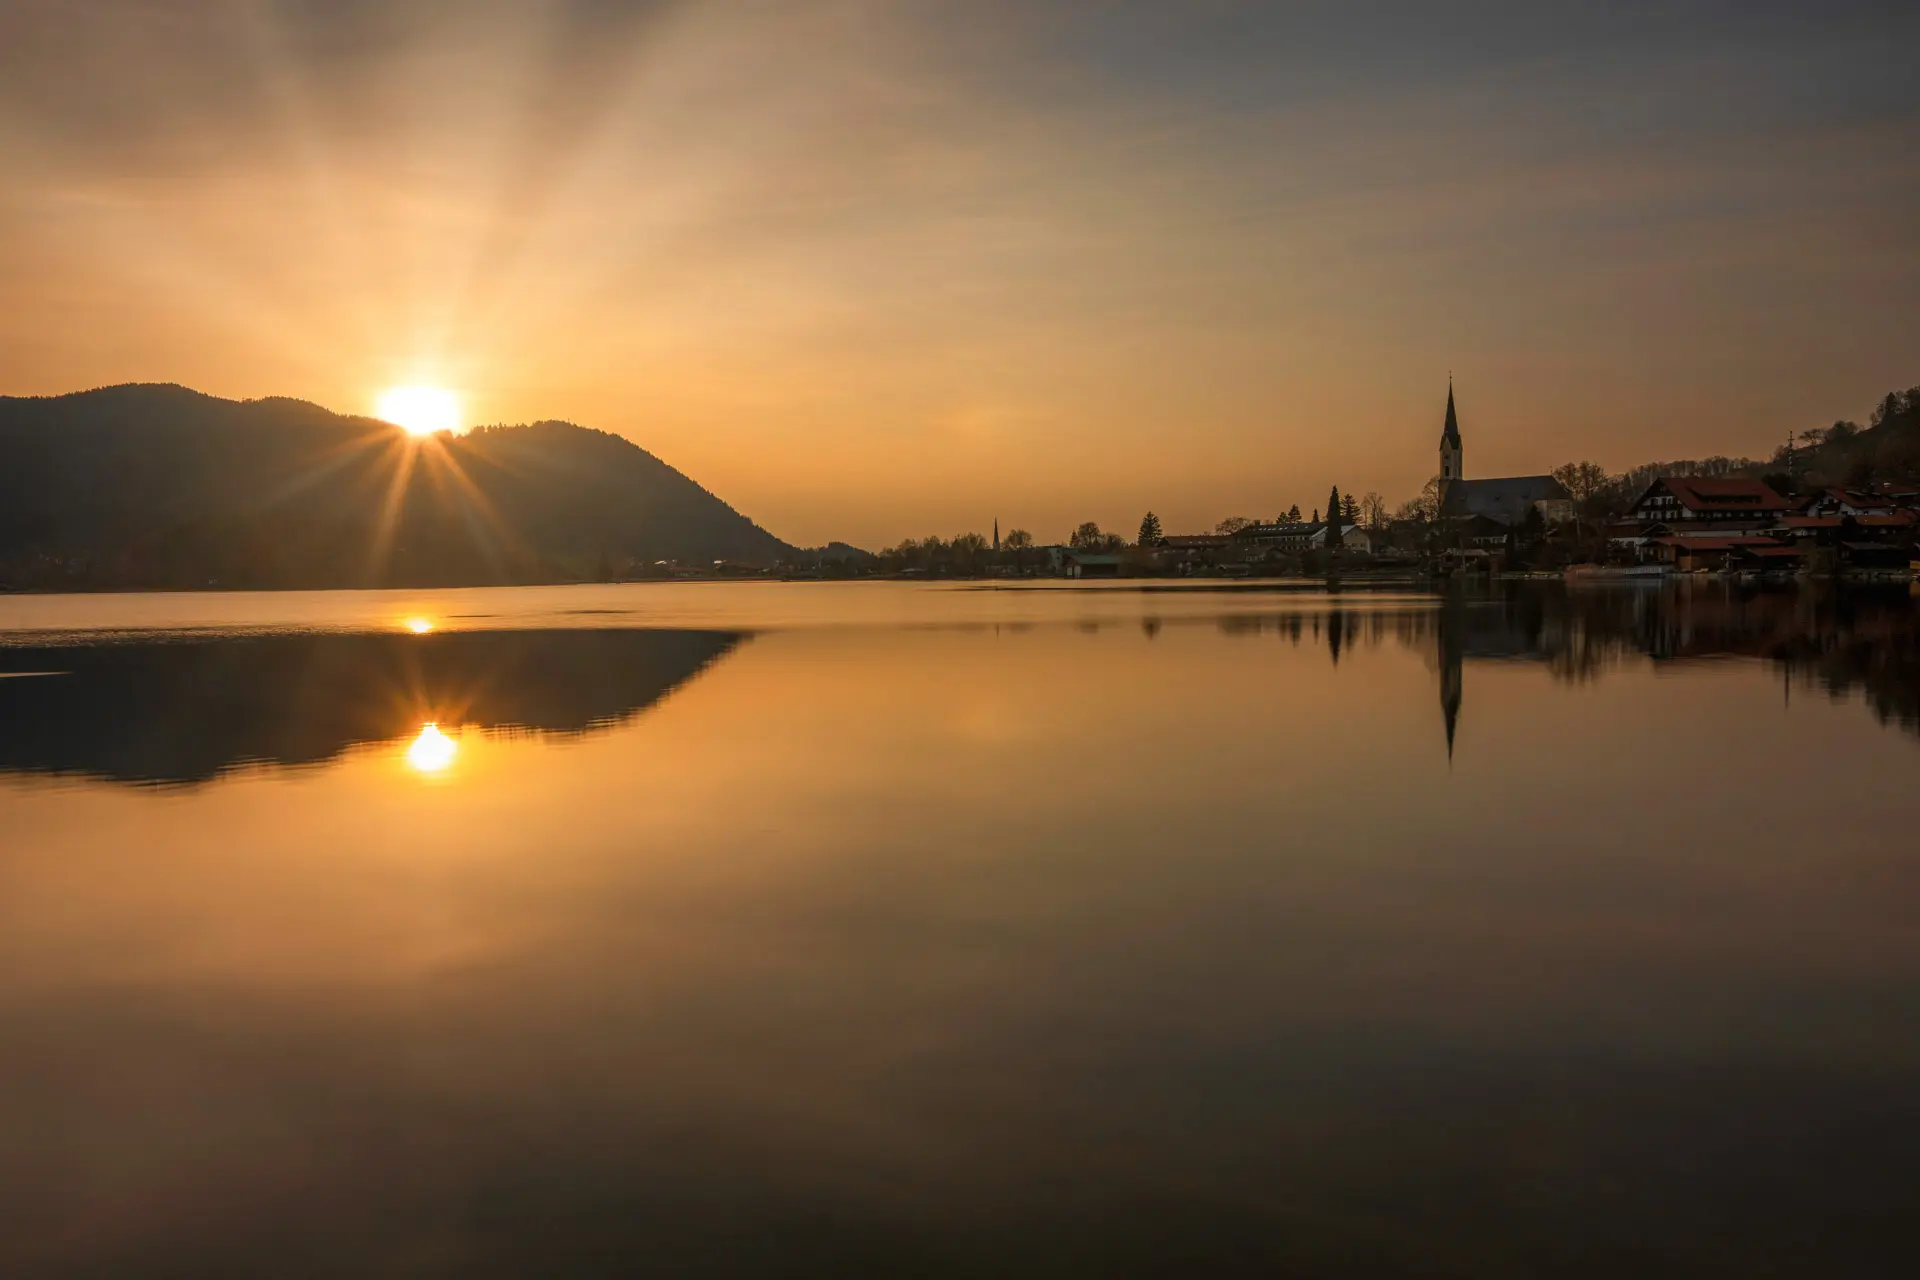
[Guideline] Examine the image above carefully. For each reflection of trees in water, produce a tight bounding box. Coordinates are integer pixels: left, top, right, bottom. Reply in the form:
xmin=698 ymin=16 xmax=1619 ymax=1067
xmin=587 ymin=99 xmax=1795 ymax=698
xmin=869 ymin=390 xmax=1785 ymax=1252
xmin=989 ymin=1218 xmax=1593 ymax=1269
xmin=1422 ymin=583 xmax=1920 ymax=744
xmin=0 ymin=629 xmax=744 ymax=787
xmin=1216 ymin=608 xmax=1404 ymax=662
xmin=1205 ymin=584 xmax=1920 ymax=747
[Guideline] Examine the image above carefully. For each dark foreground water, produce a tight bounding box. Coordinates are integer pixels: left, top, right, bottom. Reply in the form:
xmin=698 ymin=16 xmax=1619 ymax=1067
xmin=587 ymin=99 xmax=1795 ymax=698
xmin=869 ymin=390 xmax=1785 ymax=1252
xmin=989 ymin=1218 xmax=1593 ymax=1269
xmin=1 ymin=581 xmax=1916 ymax=1278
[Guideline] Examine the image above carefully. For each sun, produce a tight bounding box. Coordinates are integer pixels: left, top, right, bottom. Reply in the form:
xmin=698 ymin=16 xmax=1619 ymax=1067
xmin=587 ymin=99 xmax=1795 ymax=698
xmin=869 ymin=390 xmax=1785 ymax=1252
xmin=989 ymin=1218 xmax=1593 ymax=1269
xmin=376 ymin=385 xmax=461 ymax=436
xmin=405 ymin=722 xmax=458 ymax=774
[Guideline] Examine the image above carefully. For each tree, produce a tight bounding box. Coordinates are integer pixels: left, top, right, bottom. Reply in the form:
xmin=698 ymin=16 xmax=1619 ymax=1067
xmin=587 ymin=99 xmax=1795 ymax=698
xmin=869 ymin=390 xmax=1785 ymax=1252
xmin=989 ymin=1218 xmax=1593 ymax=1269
xmin=1311 ymin=508 xmax=1320 ymax=523
xmin=1323 ymin=487 xmax=1343 ymax=562
xmin=1551 ymin=461 xmax=1609 ymax=509
xmin=1285 ymin=503 xmax=1302 ymax=523
xmin=1340 ymin=493 xmax=1360 ymax=523
xmin=1136 ymin=512 xmax=1165 ymax=546
xmin=1070 ymin=522 xmax=1106 ymax=550
xmin=950 ymin=531 xmax=990 ymax=573
xmin=917 ymin=535 xmax=950 ymax=572
xmin=1395 ymin=476 xmax=1443 ymax=525
xmin=1361 ymin=492 xmax=1388 ymax=528
xmin=1215 ymin=516 xmax=1256 ymax=535
xmin=1002 ymin=527 xmax=1034 ymax=573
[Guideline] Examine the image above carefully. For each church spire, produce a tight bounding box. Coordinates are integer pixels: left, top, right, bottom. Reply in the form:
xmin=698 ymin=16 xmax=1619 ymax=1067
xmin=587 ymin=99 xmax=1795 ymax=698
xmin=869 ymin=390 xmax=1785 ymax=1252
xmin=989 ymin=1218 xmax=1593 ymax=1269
xmin=1438 ymin=377 xmax=1464 ymax=486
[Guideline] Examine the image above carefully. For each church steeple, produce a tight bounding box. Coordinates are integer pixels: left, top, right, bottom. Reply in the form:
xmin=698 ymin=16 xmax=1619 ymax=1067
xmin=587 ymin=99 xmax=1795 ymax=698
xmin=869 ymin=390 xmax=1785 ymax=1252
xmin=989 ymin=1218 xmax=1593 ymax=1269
xmin=1439 ymin=378 xmax=1464 ymax=488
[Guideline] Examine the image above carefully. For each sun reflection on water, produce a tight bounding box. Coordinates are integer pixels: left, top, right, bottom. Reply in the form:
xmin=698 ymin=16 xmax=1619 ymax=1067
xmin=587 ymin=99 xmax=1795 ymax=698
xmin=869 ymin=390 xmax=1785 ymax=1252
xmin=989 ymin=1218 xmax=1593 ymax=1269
xmin=405 ymin=723 xmax=458 ymax=774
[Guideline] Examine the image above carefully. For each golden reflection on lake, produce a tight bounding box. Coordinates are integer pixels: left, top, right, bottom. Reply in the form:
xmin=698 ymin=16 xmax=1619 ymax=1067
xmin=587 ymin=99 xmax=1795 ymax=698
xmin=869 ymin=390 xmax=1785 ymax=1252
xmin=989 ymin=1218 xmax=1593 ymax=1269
xmin=404 ymin=722 xmax=458 ymax=774
xmin=0 ymin=586 xmax=1916 ymax=1277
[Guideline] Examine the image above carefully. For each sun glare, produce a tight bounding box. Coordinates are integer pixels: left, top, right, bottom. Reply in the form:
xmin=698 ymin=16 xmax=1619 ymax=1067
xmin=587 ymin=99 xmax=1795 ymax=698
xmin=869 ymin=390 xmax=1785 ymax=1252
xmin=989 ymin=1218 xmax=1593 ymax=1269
xmin=406 ymin=722 xmax=458 ymax=774
xmin=376 ymin=385 xmax=461 ymax=436
xmin=405 ymin=616 xmax=435 ymax=634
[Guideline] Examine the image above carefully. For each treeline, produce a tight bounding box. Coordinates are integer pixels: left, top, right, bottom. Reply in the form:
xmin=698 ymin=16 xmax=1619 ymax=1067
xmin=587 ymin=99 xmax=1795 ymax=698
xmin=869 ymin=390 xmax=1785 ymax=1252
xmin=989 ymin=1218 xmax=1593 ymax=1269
xmin=1770 ymin=386 xmax=1920 ymax=489
xmin=870 ymin=484 xmax=1394 ymax=575
xmin=875 ymin=529 xmax=1035 ymax=574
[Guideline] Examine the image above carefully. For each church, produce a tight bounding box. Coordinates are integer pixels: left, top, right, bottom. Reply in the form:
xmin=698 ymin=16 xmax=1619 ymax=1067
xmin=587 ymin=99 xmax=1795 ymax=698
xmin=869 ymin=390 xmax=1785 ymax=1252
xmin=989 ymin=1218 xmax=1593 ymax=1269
xmin=1435 ymin=382 xmax=1573 ymax=531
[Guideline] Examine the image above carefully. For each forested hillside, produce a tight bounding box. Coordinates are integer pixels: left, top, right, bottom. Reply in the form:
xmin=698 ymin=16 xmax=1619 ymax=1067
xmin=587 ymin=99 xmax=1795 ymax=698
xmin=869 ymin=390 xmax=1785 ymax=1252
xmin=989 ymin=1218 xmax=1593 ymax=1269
xmin=0 ymin=384 xmax=793 ymax=589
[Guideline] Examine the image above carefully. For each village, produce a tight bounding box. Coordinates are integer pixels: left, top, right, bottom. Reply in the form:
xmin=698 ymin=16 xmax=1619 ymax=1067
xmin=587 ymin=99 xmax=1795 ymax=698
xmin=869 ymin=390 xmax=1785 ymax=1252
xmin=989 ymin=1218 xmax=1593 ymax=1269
xmin=1088 ymin=474 xmax=1919 ymax=582
xmin=822 ymin=382 xmax=1920 ymax=584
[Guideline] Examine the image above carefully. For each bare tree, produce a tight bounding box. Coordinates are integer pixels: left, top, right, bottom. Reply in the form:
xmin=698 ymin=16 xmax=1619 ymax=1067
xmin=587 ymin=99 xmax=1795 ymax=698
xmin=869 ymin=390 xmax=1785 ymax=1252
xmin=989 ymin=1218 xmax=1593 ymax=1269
xmin=1214 ymin=516 xmax=1257 ymax=535
xmin=1551 ymin=461 xmax=1610 ymax=510
xmin=1394 ymin=476 xmax=1442 ymax=524
xmin=1361 ymin=492 xmax=1388 ymax=528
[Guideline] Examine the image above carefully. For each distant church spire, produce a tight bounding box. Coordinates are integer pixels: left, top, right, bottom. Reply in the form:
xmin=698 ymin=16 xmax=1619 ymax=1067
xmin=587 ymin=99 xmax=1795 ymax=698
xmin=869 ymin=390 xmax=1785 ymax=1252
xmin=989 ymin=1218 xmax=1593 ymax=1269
xmin=993 ymin=519 xmax=1000 ymax=553
xmin=1439 ymin=377 xmax=1464 ymax=489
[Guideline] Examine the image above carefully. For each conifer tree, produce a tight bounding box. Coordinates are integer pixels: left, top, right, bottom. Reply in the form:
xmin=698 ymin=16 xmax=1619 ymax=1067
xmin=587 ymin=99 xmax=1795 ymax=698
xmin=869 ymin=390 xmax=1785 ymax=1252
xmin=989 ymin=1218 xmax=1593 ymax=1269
xmin=1136 ymin=511 xmax=1164 ymax=546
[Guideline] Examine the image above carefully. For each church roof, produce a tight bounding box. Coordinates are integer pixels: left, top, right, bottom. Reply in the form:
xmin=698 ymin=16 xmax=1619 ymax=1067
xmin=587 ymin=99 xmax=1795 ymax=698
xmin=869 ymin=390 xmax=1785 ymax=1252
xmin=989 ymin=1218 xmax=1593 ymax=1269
xmin=1440 ymin=475 xmax=1570 ymax=526
xmin=1440 ymin=382 xmax=1461 ymax=448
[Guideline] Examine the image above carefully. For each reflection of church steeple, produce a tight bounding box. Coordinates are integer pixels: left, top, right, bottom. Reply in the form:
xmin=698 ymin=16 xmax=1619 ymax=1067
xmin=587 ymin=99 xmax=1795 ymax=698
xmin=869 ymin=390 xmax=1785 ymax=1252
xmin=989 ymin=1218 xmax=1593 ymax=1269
xmin=1327 ymin=610 xmax=1344 ymax=666
xmin=1438 ymin=592 xmax=1464 ymax=760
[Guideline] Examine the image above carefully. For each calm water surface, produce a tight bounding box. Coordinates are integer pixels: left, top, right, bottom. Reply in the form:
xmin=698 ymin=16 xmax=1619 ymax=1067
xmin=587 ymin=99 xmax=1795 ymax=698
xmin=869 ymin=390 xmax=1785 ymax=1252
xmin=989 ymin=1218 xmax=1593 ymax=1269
xmin=1 ymin=581 xmax=1917 ymax=1277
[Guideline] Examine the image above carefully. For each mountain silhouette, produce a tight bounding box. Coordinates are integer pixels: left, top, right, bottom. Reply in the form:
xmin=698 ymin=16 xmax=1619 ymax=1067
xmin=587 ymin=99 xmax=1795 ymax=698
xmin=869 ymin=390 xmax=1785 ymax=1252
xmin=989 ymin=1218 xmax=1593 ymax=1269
xmin=0 ymin=628 xmax=743 ymax=786
xmin=0 ymin=384 xmax=794 ymax=589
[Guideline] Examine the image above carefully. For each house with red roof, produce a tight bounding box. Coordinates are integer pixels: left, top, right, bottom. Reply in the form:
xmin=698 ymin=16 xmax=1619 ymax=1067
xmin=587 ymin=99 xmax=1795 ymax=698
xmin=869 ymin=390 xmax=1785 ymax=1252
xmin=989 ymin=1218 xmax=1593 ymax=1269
xmin=1627 ymin=476 xmax=1790 ymax=532
xmin=1807 ymin=487 xmax=1901 ymax=518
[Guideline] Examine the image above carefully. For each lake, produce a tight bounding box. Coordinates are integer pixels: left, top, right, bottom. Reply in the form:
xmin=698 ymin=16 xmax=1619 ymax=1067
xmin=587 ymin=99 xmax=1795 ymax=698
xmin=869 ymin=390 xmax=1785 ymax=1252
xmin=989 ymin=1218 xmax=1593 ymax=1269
xmin=2 ymin=581 xmax=1916 ymax=1277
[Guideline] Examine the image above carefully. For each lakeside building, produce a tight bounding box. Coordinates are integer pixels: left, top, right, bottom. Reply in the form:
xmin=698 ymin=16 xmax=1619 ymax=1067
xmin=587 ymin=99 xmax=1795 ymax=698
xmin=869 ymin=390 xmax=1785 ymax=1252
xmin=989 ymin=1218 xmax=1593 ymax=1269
xmin=1060 ymin=551 xmax=1122 ymax=578
xmin=1227 ymin=521 xmax=1371 ymax=555
xmin=1599 ymin=468 xmax=1917 ymax=577
xmin=1806 ymin=487 xmax=1904 ymax=518
xmin=1626 ymin=476 xmax=1791 ymax=530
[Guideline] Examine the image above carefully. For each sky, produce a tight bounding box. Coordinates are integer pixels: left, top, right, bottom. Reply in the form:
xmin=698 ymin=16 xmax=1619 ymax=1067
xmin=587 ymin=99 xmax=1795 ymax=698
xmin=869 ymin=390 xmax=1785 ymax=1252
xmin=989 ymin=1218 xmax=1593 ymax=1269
xmin=2 ymin=1 xmax=1917 ymax=548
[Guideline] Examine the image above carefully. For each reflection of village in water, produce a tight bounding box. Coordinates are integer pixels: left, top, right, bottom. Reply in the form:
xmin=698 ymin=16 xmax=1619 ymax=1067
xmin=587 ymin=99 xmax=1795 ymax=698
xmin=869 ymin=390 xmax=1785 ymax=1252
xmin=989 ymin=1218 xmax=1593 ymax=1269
xmin=1209 ymin=583 xmax=1920 ymax=755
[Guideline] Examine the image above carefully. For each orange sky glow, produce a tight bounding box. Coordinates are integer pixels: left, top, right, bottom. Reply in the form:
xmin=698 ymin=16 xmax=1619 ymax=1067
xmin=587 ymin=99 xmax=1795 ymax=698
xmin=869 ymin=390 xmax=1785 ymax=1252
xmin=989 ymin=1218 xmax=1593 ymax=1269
xmin=2 ymin=1 xmax=1916 ymax=547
